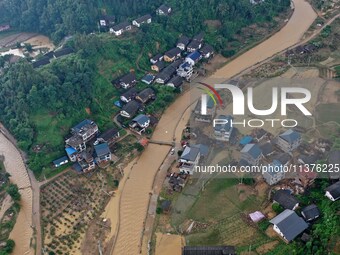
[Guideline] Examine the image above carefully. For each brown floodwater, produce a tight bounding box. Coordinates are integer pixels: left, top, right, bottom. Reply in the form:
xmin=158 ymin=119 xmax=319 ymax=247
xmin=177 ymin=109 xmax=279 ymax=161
xmin=111 ymin=1 xmax=316 ymax=254
xmin=0 ymin=134 xmax=34 ymax=255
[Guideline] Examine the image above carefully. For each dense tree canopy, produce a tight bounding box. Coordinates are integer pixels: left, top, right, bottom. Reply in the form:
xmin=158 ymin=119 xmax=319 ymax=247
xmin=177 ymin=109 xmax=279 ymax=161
xmin=0 ymin=0 xmax=290 ymax=42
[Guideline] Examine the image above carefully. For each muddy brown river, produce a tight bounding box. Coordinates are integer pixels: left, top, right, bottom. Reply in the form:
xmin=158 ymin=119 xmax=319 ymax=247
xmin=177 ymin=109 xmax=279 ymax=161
xmin=0 ymin=0 xmax=316 ymax=254
xmin=111 ymin=1 xmax=317 ymax=254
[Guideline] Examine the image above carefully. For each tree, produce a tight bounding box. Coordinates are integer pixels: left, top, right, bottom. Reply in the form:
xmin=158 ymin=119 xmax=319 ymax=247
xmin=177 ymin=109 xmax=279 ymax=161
xmin=6 ymin=184 xmax=21 ymax=201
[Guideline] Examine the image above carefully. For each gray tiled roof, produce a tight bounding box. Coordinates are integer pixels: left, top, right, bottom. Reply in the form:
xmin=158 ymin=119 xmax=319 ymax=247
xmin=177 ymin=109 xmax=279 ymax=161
xmin=270 ymin=209 xmax=308 ymax=242
xmin=241 ymin=143 xmax=262 ymax=159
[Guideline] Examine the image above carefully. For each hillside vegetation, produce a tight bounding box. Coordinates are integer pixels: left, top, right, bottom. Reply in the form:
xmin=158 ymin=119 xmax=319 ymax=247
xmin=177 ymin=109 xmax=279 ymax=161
xmin=0 ymin=0 xmax=290 ymax=42
xmin=0 ymin=0 xmax=291 ymax=178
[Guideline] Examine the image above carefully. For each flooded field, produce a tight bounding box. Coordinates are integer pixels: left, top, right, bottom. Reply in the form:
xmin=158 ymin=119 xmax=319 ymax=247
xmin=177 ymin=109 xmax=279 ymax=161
xmin=111 ymin=0 xmax=317 ymax=254
xmin=0 ymin=33 xmax=54 ymax=57
xmin=0 ymin=133 xmax=34 ymax=255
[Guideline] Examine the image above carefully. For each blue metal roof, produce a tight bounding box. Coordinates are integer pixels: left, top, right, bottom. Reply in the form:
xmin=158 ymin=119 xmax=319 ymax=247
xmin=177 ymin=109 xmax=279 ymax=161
xmin=187 ymin=51 xmax=201 ymax=61
xmin=240 ymin=136 xmax=252 ymax=145
xmin=280 ymin=129 xmax=301 ymax=143
xmin=133 ymin=114 xmax=150 ymax=125
xmin=52 ymin=156 xmax=69 ymax=166
xmin=94 ymin=142 xmax=110 ymax=157
xmin=65 ymin=147 xmax=77 ymax=156
xmin=72 ymin=119 xmax=92 ymax=132
xmin=241 ymin=143 xmax=262 ymax=159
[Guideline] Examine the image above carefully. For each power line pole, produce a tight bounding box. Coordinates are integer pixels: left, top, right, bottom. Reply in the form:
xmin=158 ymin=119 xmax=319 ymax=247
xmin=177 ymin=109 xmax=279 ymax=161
xmin=98 ymin=240 xmax=103 ymax=255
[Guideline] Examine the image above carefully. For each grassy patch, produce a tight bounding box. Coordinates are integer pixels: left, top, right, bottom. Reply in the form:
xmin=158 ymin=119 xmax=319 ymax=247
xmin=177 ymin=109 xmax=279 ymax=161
xmin=316 ymin=103 xmax=340 ymax=123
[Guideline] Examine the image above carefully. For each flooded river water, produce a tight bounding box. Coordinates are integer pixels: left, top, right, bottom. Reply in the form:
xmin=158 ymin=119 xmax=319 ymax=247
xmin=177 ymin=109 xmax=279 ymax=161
xmin=0 ymin=133 xmax=34 ymax=255
xmin=110 ymin=0 xmax=317 ymax=254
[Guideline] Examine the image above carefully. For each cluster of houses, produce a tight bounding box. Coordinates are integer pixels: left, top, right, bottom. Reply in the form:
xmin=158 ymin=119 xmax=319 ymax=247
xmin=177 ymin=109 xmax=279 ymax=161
xmin=268 ymin=179 xmax=340 ymax=243
xmin=99 ymin=4 xmax=171 ymax=36
xmin=32 ymin=47 xmax=74 ymax=68
xmin=52 ymin=119 xmax=120 ymax=172
xmin=148 ymin=33 xmax=214 ymax=86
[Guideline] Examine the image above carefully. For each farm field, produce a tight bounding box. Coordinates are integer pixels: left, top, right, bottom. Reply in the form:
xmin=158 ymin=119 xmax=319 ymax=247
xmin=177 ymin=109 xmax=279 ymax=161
xmin=40 ymin=169 xmax=118 ymax=255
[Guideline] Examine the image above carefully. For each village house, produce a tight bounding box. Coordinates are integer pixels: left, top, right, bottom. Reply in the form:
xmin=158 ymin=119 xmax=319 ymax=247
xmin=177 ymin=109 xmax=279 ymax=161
xmin=179 ymin=146 xmax=201 ymax=175
xmin=32 ymin=57 xmax=50 ymax=68
xmin=273 ymin=152 xmax=291 ymax=166
xmin=176 ymin=35 xmax=190 ymax=51
xmin=185 ymin=51 xmax=202 ymax=66
xmin=53 ymin=48 xmax=75 ymax=58
xmin=187 ymin=33 xmax=204 ymax=52
xmin=119 ymin=72 xmax=137 ymax=89
xmin=155 ymin=65 xmax=176 ymax=84
xmin=120 ymin=87 xmax=138 ymax=103
xmin=277 ymin=129 xmax=301 ymax=152
xmin=151 ymin=61 xmax=165 ymax=72
xmin=96 ymin=128 xmax=120 ymax=145
xmin=240 ymin=143 xmax=262 ymax=166
xmin=120 ymin=100 xmax=140 ymax=118
xmin=94 ymin=142 xmax=112 ymax=163
xmin=110 ymin=21 xmax=132 ymax=36
xmin=132 ymin=14 xmax=152 ymax=27
xmin=298 ymin=154 xmax=320 ymax=165
xmin=182 ymin=246 xmax=236 ymax=255
xmin=214 ymin=115 xmax=234 ymax=142
xmin=99 ymin=15 xmax=115 ymax=27
xmin=325 ymin=181 xmax=340 ymax=201
xmin=328 ymin=150 xmax=340 ymax=180
xmin=71 ymin=119 xmax=99 ymax=142
xmin=52 ymin=156 xmax=69 ymax=168
xmin=263 ymin=160 xmax=285 ymax=185
xmin=136 ymin=88 xmax=155 ymax=104
xmin=161 ymin=200 xmax=171 ymax=214
xmin=166 ymin=75 xmax=183 ymax=90
xmin=164 ymin=47 xmax=182 ymax=62
xmin=269 ymin=209 xmax=308 ymax=243
xmin=141 ymin=74 xmax=155 ymax=85
xmin=199 ymin=44 xmax=214 ymax=59
xmin=301 ymin=204 xmax=320 ymax=222
xmin=298 ymin=166 xmax=318 ymax=187
xmin=253 ymin=128 xmax=267 ymax=142
xmin=65 ymin=147 xmax=80 ymax=162
xmin=0 ymin=24 xmax=10 ymax=32
xmin=273 ymin=189 xmax=299 ymax=210
xmin=129 ymin=114 xmax=150 ymax=134
xmin=260 ymin=142 xmax=275 ymax=158
xmin=156 ymin=4 xmax=172 ymax=15
xmin=177 ymin=61 xmax=193 ymax=79
xmin=150 ymin=53 xmax=163 ymax=64
xmin=76 ymin=156 xmax=96 ymax=173
xmin=194 ymin=97 xmax=215 ymax=122
xmin=250 ymin=0 xmax=265 ymax=4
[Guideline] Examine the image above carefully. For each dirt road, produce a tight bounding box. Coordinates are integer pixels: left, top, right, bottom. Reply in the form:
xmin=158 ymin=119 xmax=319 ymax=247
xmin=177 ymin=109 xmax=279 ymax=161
xmin=111 ymin=1 xmax=317 ymax=254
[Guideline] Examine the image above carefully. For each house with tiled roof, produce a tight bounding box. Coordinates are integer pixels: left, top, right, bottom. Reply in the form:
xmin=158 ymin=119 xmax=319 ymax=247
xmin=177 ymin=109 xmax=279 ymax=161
xmin=214 ymin=115 xmax=234 ymax=142
xmin=156 ymin=4 xmax=172 ymax=15
xmin=185 ymin=51 xmax=202 ymax=66
xmin=176 ymin=36 xmax=190 ymax=51
xmin=272 ymin=189 xmax=299 ymax=210
xmin=179 ymin=146 xmax=201 ymax=175
xmin=240 ymin=143 xmax=262 ymax=166
xmin=325 ymin=181 xmax=340 ymax=201
xmin=94 ymin=142 xmax=112 ymax=163
xmin=132 ymin=14 xmax=152 ymax=27
xmin=277 ymin=129 xmax=301 ymax=152
xmin=270 ymin=209 xmax=308 ymax=242
xmin=263 ymin=160 xmax=285 ymax=185
xmin=182 ymin=246 xmax=236 ymax=255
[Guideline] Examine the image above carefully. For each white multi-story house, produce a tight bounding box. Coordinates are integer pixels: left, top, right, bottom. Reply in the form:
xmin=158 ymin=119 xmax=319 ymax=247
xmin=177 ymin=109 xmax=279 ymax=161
xmin=277 ymin=129 xmax=301 ymax=152
xmin=179 ymin=146 xmax=200 ymax=175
